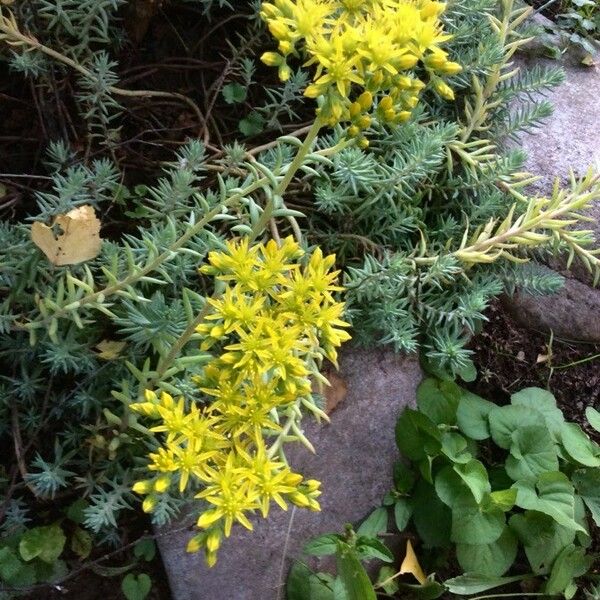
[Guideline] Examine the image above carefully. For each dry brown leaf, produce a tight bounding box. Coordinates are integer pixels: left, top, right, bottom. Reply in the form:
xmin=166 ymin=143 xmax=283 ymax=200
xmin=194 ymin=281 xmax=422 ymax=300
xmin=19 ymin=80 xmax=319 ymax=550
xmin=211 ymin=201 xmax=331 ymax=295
xmin=323 ymin=371 xmax=348 ymax=414
xmin=125 ymin=0 xmax=165 ymax=43
xmin=31 ymin=204 xmax=102 ymax=266
xmin=95 ymin=340 xmax=126 ymax=360
xmin=399 ymin=540 xmax=427 ymax=585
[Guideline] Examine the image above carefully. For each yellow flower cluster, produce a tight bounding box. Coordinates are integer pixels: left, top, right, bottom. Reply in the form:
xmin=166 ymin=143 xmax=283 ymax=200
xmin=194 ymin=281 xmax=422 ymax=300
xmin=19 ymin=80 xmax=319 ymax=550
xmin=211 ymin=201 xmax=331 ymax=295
xmin=260 ymin=0 xmax=461 ymax=138
xmin=131 ymin=237 xmax=350 ymax=566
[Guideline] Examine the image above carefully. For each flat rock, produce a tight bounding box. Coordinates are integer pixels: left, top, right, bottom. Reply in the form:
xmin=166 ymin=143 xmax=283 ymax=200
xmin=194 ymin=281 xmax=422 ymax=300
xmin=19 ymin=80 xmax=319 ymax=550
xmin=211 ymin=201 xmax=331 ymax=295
xmin=516 ymin=54 xmax=600 ymax=196
xmin=503 ymin=277 xmax=600 ymax=342
xmin=157 ymin=347 xmax=422 ymax=600
xmin=504 ymin=51 xmax=600 ymax=340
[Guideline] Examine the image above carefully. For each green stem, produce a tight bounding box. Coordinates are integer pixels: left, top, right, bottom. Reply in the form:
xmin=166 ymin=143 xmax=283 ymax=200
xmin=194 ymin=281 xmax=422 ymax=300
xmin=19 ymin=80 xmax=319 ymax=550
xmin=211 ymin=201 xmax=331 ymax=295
xmin=551 ymin=352 xmax=600 ymax=370
xmin=470 ymin=594 xmax=546 ymax=600
xmin=250 ymin=117 xmax=323 ymax=241
xmin=155 ymin=119 xmax=324 ymax=381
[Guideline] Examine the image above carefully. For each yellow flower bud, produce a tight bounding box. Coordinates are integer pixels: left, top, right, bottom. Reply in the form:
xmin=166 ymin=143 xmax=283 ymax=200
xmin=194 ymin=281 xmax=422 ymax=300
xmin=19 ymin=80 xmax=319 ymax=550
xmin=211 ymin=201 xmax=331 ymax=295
xmin=186 ymin=534 xmax=205 ymax=553
xmin=278 ymin=40 xmax=294 ymax=55
xmin=278 ymin=64 xmax=291 ymax=81
xmin=358 ymin=137 xmax=369 ymax=149
xmin=405 ymin=95 xmax=419 ymax=109
xmin=268 ymin=20 xmax=288 ymax=41
xmin=370 ymin=71 xmax=384 ymax=87
xmin=304 ymin=84 xmax=321 ymax=98
xmin=260 ymin=52 xmax=282 ymax=67
xmin=421 ymin=1 xmax=446 ymax=19
xmin=206 ymin=530 xmax=222 ymax=553
xmin=349 ymin=102 xmax=362 ymax=118
xmin=396 ymin=54 xmax=418 ymax=69
xmin=197 ymin=509 xmax=222 ymax=529
xmin=397 ymin=111 xmax=412 ymax=123
xmin=411 ymin=79 xmax=426 ymax=92
xmin=260 ymin=3 xmax=279 ymax=19
xmin=132 ymin=480 xmax=153 ymax=495
xmin=144 ymin=389 xmax=157 ymax=403
xmin=384 ymin=108 xmax=396 ymax=121
xmin=305 ymin=479 xmax=321 ymax=492
xmin=396 ymin=75 xmax=412 ymax=90
xmin=379 ymin=96 xmax=393 ymax=111
xmin=435 ymin=80 xmax=455 ymax=100
xmin=440 ymin=61 xmax=462 ymax=75
xmin=205 ymin=551 xmax=218 ymax=568
xmin=357 ymin=91 xmax=373 ymax=110
xmin=154 ymin=475 xmax=171 ymax=493
xmin=357 ymin=115 xmax=371 ymax=129
xmin=347 ymin=125 xmax=360 ymax=138
xmin=142 ymin=495 xmax=157 ymax=513
xmin=424 ymin=49 xmax=448 ymax=70
xmin=289 ymin=492 xmax=310 ymax=508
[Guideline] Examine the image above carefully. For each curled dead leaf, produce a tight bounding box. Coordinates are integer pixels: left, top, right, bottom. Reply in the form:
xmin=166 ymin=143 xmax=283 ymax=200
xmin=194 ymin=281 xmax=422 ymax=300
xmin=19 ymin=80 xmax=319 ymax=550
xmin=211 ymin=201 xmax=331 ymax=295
xmin=312 ymin=370 xmax=348 ymax=415
xmin=399 ymin=539 xmax=427 ymax=585
xmin=95 ymin=340 xmax=126 ymax=360
xmin=31 ymin=205 xmax=102 ymax=266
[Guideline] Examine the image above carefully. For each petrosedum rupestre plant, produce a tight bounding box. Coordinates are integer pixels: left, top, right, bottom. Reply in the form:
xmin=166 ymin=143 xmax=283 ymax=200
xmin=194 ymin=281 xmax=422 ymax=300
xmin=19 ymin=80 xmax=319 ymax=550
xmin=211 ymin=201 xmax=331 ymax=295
xmin=260 ymin=0 xmax=461 ymax=144
xmin=123 ymin=0 xmax=462 ymax=565
xmin=131 ymin=237 xmax=350 ymax=566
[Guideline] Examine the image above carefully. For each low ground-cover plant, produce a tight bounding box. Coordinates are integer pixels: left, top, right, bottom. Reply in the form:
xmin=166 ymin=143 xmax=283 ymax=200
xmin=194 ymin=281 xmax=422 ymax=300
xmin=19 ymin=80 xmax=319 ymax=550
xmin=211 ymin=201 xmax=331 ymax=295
xmin=290 ymin=382 xmax=600 ymax=599
xmin=534 ymin=0 xmax=599 ymax=63
xmin=1 ymin=0 xmax=600 ymax=593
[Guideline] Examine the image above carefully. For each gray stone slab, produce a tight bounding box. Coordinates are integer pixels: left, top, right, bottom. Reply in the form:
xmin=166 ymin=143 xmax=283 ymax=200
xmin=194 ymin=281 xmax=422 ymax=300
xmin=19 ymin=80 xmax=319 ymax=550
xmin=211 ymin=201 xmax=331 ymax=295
xmin=503 ymin=277 xmax=600 ymax=342
xmin=157 ymin=347 xmax=422 ymax=600
xmin=504 ymin=50 xmax=600 ymax=341
xmin=515 ymin=55 xmax=600 ymax=199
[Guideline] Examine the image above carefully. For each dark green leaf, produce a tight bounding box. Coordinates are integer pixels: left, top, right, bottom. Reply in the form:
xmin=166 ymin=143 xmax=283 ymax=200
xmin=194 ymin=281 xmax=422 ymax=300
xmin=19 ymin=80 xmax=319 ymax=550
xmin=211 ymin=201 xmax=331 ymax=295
xmin=440 ymin=432 xmax=471 ymax=464
xmin=572 ymin=468 xmax=600 ymax=527
xmin=411 ymin=480 xmax=452 ymax=548
xmin=451 ymin=502 xmax=505 ymax=545
xmin=444 ymin=573 xmax=529 ymax=595
xmin=505 ymin=425 xmax=559 ymax=481
xmin=393 ymin=461 xmax=415 ymax=493
xmin=356 ymin=538 xmax=393 ymax=563
xmin=513 ymin=472 xmax=584 ymax=533
xmin=395 ymin=409 xmax=440 ymax=460
xmin=65 ymin=498 xmax=88 ymax=524
xmin=303 ymin=534 xmax=341 ymax=557
xmin=488 ymin=405 xmax=541 ymax=449
xmin=287 ymin=562 xmax=335 ymax=600
xmin=356 ymin=508 xmax=387 ymax=538
xmin=19 ymin=525 xmax=66 ymax=564
xmin=395 ymin=579 xmax=446 ymax=599
xmin=510 ymin=388 xmax=564 ymax=439
xmin=509 ymin=511 xmax=575 ymax=574
xmin=133 ymin=538 xmax=156 ymax=562
xmin=121 ymin=573 xmax=152 ymax=600
xmin=416 ymin=378 xmax=458 ymax=425
xmin=239 ymin=112 xmax=264 ymax=136
xmin=456 ymin=527 xmax=517 ymax=577
xmin=456 ymin=391 xmax=495 ymax=440
xmin=434 ymin=466 xmax=474 ymax=508
xmin=545 ymin=544 xmax=592 ymax=596
xmin=394 ymin=498 xmax=412 ymax=531
xmin=0 ymin=547 xmax=25 ymax=584
xmin=336 ymin=547 xmax=376 ymax=600
xmin=71 ymin=527 xmax=92 ymax=559
xmin=560 ymin=423 xmax=600 ymax=467
xmin=222 ymin=82 xmax=247 ymax=104
xmin=453 ymin=459 xmax=490 ymax=504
